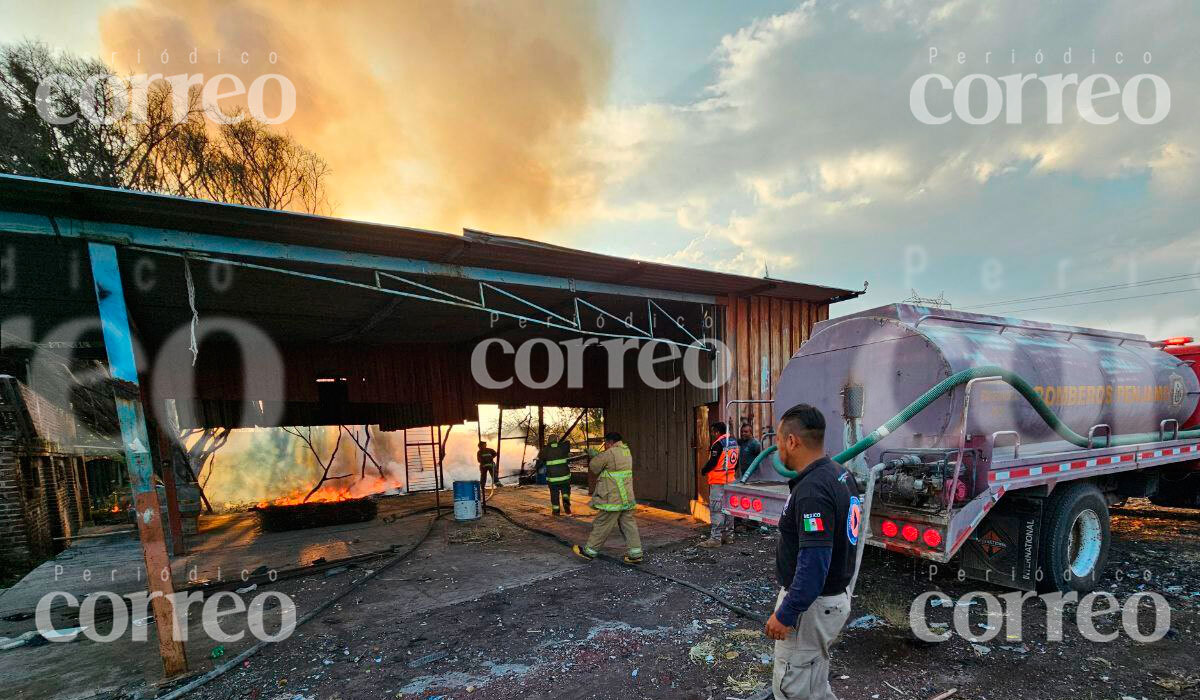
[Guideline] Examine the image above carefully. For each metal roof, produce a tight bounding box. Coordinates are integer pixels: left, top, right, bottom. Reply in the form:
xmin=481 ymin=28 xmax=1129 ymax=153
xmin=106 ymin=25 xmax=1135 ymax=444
xmin=0 ymin=174 xmax=861 ymax=304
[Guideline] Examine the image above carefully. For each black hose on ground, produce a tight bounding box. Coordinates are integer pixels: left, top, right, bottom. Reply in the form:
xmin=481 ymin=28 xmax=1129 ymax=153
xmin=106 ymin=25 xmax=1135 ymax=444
xmin=155 ymin=511 xmax=445 ymax=700
xmin=484 ymin=504 xmax=768 ymax=624
xmin=159 ymin=502 xmax=768 ymax=698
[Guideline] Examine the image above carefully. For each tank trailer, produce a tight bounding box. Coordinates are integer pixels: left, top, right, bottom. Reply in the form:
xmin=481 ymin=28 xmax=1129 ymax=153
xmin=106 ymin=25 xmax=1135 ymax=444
xmin=724 ymin=303 xmax=1200 ymax=593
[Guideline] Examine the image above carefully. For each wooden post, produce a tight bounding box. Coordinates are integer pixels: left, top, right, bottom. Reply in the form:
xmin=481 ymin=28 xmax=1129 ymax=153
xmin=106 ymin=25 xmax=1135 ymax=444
xmin=152 ymin=420 xmax=186 ymax=556
xmin=87 ymin=243 xmax=187 ymax=677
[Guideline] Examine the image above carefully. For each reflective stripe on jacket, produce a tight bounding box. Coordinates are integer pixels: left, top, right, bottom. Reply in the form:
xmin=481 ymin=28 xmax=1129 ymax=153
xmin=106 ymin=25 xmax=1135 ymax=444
xmin=540 ymin=440 xmax=572 ymax=483
xmin=707 ymin=435 xmax=740 ymax=485
xmin=589 ymin=443 xmax=636 ymax=511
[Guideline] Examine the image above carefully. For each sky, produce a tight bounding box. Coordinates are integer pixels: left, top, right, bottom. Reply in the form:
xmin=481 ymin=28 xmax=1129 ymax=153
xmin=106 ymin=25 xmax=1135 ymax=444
xmin=3 ymin=0 xmax=1199 ymax=339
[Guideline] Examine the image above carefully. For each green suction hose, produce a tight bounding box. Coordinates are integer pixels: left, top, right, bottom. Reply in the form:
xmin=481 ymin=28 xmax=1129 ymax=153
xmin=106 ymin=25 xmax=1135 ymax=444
xmin=740 ymin=364 xmax=1200 ymax=481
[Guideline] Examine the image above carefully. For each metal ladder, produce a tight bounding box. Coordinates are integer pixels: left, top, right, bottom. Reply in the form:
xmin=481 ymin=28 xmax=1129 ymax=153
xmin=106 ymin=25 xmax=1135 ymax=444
xmin=403 ymin=425 xmax=444 ymax=493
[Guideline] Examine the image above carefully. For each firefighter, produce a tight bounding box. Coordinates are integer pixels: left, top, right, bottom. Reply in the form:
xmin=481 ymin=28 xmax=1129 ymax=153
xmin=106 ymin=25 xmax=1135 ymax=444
xmin=765 ymin=404 xmax=860 ymax=700
xmin=477 ymin=441 xmax=499 ymax=488
xmin=537 ymin=435 xmax=572 ymax=515
xmin=699 ymin=421 xmax=740 ymax=548
xmin=572 ymin=432 xmax=642 ymax=564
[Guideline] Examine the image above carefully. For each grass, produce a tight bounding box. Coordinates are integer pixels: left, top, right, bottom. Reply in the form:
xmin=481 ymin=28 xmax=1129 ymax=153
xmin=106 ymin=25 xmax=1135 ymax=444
xmin=857 ymin=587 xmax=914 ymax=629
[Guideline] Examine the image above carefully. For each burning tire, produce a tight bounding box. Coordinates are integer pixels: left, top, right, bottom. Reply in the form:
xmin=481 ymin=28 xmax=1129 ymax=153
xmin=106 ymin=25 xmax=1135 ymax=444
xmin=1038 ymin=482 xmax=1110 ymax=593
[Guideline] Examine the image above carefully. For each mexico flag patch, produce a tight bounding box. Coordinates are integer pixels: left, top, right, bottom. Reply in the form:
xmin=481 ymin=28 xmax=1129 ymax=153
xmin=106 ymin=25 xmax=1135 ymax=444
xmin=803 ymin=513 xmax=825 ymax=532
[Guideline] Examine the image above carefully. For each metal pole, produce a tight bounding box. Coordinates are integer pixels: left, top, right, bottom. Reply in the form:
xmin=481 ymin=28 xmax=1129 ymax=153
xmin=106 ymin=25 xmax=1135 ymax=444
xmin=434 ymin=425 xmax=442 ymax=513
xmin=87 ymin=243 xmax=187 ymax=677
xmin=847 ymin=456 xmax=919 ymax=598
xmin=496 ymin=407 xmax=504 ymax=480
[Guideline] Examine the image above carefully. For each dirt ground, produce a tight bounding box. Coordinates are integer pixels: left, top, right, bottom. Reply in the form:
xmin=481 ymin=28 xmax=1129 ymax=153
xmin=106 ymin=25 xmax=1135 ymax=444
xmin=159 ymin=498 xmax=1200 ymax=700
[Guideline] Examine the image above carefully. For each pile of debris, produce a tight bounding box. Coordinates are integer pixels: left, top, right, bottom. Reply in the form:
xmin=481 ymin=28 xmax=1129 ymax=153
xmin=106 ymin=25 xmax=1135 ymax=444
xmin=689 ymin=626 xmax=773 ymax=694
xmin=255 ymin=498 xmax=378 ymax=532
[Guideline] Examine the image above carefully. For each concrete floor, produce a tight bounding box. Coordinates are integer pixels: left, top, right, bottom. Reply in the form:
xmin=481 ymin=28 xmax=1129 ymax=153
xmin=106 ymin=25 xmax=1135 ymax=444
xmin=0 ymin=486 xmax=704 ymax=698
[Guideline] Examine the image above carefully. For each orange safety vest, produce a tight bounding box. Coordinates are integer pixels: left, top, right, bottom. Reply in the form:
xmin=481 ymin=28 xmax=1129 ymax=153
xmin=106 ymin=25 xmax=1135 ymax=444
xmin=707 ymin=435 xmax=740 ymax=485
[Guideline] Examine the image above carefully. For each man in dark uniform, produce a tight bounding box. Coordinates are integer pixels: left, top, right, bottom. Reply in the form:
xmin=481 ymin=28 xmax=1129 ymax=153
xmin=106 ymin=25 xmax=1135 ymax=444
xmin=765 ymin=404 xmax=861 ymax=700
xmin=536 ymin=436 xmax=572 ymax=515
xmin=477 ymin=441 xmax=499 ymax=488
xmin=738 ymin=421 xmax=763 ymax=477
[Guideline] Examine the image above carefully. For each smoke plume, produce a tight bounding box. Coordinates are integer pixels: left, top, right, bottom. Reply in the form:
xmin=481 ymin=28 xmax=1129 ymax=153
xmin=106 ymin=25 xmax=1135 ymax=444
xmin=99 ymin=0 xmax=612 ymax=233
xmin=196 ymin=424 xmax=529 ymax=508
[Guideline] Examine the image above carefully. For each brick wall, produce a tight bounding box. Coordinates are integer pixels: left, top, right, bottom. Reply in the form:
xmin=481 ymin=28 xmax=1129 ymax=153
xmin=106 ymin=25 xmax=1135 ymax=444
xmin=0 ymin=437 xmax=30 ymax=557
xmin=0 ymin=379 xmax=92 ymax=561
xmin=49 ymin=455 xmax=81 ymax=540
xmin=17 ymin=382 xmax=75 ymax=448
xmin=0 ymin=443 xmax=88 ymax=560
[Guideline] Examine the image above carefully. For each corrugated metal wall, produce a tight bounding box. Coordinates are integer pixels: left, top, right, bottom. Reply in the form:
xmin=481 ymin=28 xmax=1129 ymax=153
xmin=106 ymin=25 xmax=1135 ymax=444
xmin=157 ymin=342 xmax=608 ymax=429
xmin=607 ymin=295 xmax=830 ymax=513
xmin=606 ymin=351 xmax=716 ymax=511
xmin=722 ymin=296 xmax=829 ymax=439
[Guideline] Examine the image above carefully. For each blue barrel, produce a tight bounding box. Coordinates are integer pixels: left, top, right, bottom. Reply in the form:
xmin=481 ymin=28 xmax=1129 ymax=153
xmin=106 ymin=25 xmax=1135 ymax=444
xmin=453 ymin=480 xmax=482 ymax=521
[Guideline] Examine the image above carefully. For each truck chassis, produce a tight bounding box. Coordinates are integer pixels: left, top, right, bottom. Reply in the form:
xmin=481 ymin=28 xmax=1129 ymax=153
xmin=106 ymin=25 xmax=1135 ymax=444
xmin=724 ymin=426 xmax=1200 ymax=591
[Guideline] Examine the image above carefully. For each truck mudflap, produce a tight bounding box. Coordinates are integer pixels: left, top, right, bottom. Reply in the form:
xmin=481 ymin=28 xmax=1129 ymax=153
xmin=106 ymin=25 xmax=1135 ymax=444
xmin=959 ymin=497 xmax=1044 ymax=590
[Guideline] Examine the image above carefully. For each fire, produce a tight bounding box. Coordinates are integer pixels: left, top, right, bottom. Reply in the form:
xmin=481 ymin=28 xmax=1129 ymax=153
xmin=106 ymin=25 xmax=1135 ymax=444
xmin=256 ymin=478 xmax=406 ymax=509
xmin=110 ymin=504 xmax=120 ymax=513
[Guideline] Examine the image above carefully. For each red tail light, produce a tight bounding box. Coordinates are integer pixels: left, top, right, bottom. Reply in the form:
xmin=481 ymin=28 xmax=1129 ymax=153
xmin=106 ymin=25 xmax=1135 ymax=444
xmin=901 ymin=524 xmax=919 ymax=542
xmin=922 ymin=529 xmax=942 ymax=548
xmin=880 ymin=520 xmax=899 ymax=538
xmin=740 ymin=496 xmax=752 ymax=509
xmin=751 ymin=498 xmax=763 ymax=512
xmin=729 ymin=494 xmax=739 ymax=507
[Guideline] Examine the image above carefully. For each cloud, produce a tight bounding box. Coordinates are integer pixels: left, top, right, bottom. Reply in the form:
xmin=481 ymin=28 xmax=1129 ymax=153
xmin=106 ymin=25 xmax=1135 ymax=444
xmin=575 ymin=0 xmax=1200 ymax=333
xmin=98 ymin=0 xmax=614 ymax=233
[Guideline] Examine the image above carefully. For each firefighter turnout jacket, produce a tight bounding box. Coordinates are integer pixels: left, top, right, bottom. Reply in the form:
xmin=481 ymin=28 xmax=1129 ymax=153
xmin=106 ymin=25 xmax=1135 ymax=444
xmin=588 ymin=442 xmax=636 ymax=511
xmin=539 ymin=439 xmax=572 ymax=484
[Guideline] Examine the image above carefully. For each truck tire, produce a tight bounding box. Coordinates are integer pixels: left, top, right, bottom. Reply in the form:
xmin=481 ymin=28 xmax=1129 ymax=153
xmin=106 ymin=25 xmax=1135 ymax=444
xmin=1038 ymin=482 xmax=1110 ymax=593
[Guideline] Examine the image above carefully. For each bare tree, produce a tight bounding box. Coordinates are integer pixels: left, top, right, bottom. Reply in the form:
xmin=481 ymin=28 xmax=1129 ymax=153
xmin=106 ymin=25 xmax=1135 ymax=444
xmin=181 ymin=426 xmax=232 ymax=512
xmin=0 ymin=41 xmax=331 ymax=214
xmin=183 ymin=427 xmax=232 ymax=481
xmin=202 ymin=115 xmax=331 ymax=213
xmin=340 ymin=425 xmax=388 ymax=480
xmin=0 ymin=42 xmax=125 ymax=185
xmin=281 ymin=426 xmax=348 ymax=502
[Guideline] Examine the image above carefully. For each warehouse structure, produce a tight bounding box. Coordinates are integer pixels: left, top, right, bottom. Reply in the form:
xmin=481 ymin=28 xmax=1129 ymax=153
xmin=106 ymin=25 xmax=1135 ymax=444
xmin=0 ymin=173 xmax=860 ymax=673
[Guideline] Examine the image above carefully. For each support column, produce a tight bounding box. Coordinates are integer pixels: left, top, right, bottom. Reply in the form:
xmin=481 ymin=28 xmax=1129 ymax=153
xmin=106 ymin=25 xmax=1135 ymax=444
xmin=720 ymin=294 xmax=736 ymax=430
xmin=88 ymin=243 xmax=188 ymax=677
xmin=153 ymin=419 xmax=186 ymax=556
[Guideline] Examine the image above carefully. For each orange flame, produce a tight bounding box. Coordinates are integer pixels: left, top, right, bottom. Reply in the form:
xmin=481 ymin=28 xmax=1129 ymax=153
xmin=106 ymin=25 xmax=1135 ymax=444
xmin=256 ymin=477 xmax=406 ymax=508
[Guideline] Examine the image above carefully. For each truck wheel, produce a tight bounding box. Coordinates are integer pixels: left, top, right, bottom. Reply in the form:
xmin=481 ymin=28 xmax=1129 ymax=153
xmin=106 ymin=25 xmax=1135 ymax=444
xmin=1038 ymin=483 xmax=1110 ymax=593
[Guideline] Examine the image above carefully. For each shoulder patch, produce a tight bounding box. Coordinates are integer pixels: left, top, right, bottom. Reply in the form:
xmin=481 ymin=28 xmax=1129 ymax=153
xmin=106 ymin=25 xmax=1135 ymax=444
xmin=847 ymin=495 xmax=862 ymax=545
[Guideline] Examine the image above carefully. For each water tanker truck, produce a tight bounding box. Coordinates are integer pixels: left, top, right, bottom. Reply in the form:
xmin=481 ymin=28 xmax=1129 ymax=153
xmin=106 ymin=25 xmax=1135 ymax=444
xmin=723 ymin=303 xmax=1200 ymax=593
